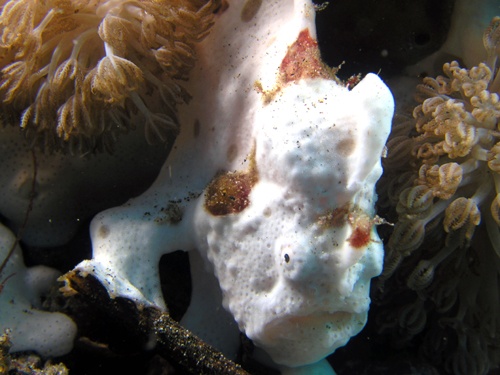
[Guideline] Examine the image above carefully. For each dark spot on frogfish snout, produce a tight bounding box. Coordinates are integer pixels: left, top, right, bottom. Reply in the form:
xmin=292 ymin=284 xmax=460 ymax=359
xmin=98 ymin=225 xmax=110 ymax=239
xmin=204 ymin=149 xmax=258 ymax=216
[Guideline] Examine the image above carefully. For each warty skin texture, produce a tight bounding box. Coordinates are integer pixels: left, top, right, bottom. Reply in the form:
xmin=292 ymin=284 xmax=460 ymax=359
xmin=73 ymin=0 xmax=394 ymax=372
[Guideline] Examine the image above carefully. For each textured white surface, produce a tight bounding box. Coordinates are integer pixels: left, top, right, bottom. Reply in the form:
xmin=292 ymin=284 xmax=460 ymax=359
xmin=77 ymin=0 xmax=394 ymax=371
xmin=194 ymin=75 xmax=392 ymax=366
xmin=0 ymin=223 xmax=77 ymax=357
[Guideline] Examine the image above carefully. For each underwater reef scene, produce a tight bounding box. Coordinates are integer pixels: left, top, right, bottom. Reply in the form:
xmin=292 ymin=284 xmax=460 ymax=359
xmin=0 ymin=0 xmax=499 ymax=374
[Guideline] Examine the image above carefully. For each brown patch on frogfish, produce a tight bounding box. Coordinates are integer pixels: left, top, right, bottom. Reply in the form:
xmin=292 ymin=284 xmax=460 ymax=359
xmin=255 ymin=29 xmax=339 ymax=103
xmin=204 ymin=148 xmax=259 ymax=216
xmin=318 ymin=206 xmax=385 ymax=249
xmin=279 ymin=29 xmax=335 ymax=83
